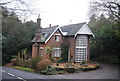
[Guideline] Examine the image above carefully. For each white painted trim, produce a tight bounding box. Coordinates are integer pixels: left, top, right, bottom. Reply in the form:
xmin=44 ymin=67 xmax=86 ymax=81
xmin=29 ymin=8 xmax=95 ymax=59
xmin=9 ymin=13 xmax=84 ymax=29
xmin=54 ymin=34 xmax=61 ymax=35
xmin=62 ymin=32 xmax=68 ymax=36
xmin=53 ymin=48 xmax=61 ymax=49
xmin=75 ymin=24 xmax=95 ymax=38
xmin=76 ymin=46 xmax=87 ymax=48
xmin=45 ymin=27 xmax=63 ymax=44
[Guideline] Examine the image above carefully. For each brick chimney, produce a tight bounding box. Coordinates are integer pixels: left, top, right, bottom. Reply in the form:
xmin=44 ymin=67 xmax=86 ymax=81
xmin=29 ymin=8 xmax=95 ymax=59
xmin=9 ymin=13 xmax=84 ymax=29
xmin=34 ymin=14 xmax=42 ymax=56
xmin=36 ymin=14 xmax=42 ymax=32
xmin=49 ymin=24 xmax=51 ymax=27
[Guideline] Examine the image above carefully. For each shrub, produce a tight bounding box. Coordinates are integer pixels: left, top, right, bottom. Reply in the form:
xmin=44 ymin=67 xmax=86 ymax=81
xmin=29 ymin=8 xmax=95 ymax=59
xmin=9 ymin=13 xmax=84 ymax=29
xmin=80 ymin=60 xmax=87 ymax=65
xmin=37 ymin=59 xmax=51 ymax=72
xmin=65 ymin=68 xmax=76 ymax=73
xmin=65 ymin=63 xmax=76 ymax=73
xmin=13 ymin=57 xmax=26 ymax=67
xmin=31 ymin=56 xmax=41 ymax=69
xmin=41 ymin=65 xmax=57 ymax=75
xmin=25 ymin=60 xmax=32 ymax=68
xmin=81 ymin=63 xmax=100 ymax=71
xmin=13 ymin=57 xmax=32 ymax=68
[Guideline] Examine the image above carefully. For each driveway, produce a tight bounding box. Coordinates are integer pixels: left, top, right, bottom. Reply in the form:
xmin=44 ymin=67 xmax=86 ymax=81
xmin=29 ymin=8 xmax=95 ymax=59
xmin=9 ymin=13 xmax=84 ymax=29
xmin=1 ymin=63 xmax=119 ymax=80
xmin=50 ymin=63 xmax=118 ymax=79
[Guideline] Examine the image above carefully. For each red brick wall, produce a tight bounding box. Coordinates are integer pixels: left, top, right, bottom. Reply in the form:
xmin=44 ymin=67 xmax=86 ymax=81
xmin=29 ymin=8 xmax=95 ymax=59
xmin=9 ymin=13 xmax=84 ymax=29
xmin=32 ymin=30 xmax=91 ymax=62
xmin=32 ymin=44 xmax=35 ymax=58
xmin=46 ymin=30 xmax=63 ymax=47
xmin=32 ymin=29 xmax=64 ymax=58
xmin=64 ymin=36 xmax=76 ymax=61
xmin=87 ymin=36 xmax=90 ymax=61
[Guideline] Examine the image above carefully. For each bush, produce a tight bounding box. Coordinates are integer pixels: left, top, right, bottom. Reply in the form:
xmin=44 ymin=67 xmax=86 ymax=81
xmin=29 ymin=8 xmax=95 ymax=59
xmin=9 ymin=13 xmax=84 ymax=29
xmin=65 ymin=68 xmax=76 ymax=73
xmin=13 ymin=57 xmax=32 ymax=68
xmin=80 ymin=63 xmax=99 ymax=71
xmin=13 ymin=57 xmax=26 ymax=67
xmin=41 ymin=65 xmax=57 ymax=75
xmin=25 ymin=60 xmax=32 ymax=68
xmin=36 ymin=59 xmax=51 ymax=72
xmin=31 ymin=56 xmax=42 ymax=69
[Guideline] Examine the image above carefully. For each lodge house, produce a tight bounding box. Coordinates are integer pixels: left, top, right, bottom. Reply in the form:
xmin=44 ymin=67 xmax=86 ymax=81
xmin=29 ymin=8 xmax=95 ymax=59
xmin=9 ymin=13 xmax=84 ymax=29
xmin=31 ymin=15 xmax=94 ymax=62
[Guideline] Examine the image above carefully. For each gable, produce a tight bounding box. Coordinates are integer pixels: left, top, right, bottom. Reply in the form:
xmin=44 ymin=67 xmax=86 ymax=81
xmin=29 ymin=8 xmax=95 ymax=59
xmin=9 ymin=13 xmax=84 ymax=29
xmin=45 ymin=27 xmax=63 ymax=44
xmin=75 ymin=24 xmax=95 ymax=37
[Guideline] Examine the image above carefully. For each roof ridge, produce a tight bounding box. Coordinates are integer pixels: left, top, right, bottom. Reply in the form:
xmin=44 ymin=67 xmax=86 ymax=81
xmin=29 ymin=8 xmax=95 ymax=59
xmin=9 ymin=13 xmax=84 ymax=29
xmin=60 ymin=22 xmax=86 ymax=28
xmin=43 ymin=25 xmax=59 ymax=29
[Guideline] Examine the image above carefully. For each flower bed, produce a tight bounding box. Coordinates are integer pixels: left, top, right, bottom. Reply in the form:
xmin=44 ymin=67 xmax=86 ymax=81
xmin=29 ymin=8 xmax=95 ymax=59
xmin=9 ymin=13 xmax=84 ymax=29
xmin=52 ymin=62 xmax=99 ymax=73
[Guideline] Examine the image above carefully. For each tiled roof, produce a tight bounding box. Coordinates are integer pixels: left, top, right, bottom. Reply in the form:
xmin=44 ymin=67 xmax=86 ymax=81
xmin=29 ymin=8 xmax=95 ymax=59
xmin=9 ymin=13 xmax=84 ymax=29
xmin=60 ymin=23 xmax=85 ymax=36
xmin=31 ymin=23 xmax=85 ymax=43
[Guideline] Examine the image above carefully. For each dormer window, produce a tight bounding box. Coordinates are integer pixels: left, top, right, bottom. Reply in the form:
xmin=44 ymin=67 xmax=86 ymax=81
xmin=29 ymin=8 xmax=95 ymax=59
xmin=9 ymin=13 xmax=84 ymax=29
xmin=55 ymin=34 xmax=61 ymax=42
xmin=55 ymin=35 xmax=59 ymax=41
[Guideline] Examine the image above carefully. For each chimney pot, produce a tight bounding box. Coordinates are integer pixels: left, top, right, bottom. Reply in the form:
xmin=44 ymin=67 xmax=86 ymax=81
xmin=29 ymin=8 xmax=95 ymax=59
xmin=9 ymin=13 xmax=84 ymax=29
xmin=49 ymin=24 xmax=51 ymax=27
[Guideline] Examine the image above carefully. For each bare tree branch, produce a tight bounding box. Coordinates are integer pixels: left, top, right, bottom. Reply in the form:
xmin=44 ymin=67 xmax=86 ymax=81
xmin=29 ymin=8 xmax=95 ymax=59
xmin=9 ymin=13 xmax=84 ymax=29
xmin=89 ymin=0 xmax=120 ymax=20
xmin=0 ymin=0 xmax=14 ymax=5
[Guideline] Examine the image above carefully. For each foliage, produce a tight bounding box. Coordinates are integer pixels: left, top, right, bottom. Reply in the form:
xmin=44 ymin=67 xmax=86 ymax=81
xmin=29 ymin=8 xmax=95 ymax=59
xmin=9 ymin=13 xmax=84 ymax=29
xmin=65 ymin=68 xmax=76 ymax=73
xmin=41 ymin=65 xmax=57 ymax=75
xmin=2 ymin=8 xmax=36 ymax=65
xmin=55 ymin=58 xmax=62 ymax=66
xmin=80 ymin=60 xmax=87 ymax=66
xmin=64 ymin=63 xmax=76 ymax=73
xmin=31 ymin=56 xmax=42 ymax=69
xmin=13 ymin=57 xmax=32 ymax=68
xmin=37 ymin=59 xmax=51 ymax=72
xmin=46 ymin=47 xmax=53 ymax=60
xmin=90 ymin=21 xmax=119 ymax=64
xmin=88 ymin=14 xmax=112 ymax=30
xmin=12 ymin=66 xmax=33 ymax=72
xmin=80 ymin=63 xmax=99 ymax=71
xmin=60 ymin=44 xmax=69 ymax=62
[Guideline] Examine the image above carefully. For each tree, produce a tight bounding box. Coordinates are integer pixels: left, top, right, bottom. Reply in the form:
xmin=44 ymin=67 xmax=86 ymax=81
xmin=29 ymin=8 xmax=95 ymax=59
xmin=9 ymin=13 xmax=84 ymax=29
xmin=88 ymin=13 xmax=120 ymax=64
xmin=0 ymin=0 xmax=40 ymax=21
xmin=2 ymin=9 xmax=36 ymax=65
xmin=89 ymin=0 xmax=120 ymax=20
xmin=88 ymin=14 xmax=112 ymax=30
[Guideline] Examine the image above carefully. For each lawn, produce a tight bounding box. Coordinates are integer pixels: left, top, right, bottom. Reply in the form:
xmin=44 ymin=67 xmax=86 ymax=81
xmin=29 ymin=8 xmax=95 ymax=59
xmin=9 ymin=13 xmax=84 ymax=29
xmin=12 ymin=66 xmax=33 ymax=72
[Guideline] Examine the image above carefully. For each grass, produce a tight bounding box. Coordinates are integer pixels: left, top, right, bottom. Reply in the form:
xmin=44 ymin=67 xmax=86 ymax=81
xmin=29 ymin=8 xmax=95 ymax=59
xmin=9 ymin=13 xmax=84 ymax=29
xmin=12 ymin=66 xmax=33 ymax=72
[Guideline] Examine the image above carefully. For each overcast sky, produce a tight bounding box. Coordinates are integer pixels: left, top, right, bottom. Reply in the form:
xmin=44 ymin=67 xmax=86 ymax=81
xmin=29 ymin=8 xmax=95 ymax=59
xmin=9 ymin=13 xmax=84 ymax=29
xmin=1 ymin=0 xmax=90 ymax=28
xmin=27 ymin=0 xmax=90 ymax=28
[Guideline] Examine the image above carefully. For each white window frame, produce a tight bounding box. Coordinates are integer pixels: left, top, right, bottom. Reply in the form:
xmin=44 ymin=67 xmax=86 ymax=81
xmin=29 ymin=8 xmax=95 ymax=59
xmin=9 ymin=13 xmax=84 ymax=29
xmin=55 ymin=35 xmax=60 ymax=42
xmin=75 ymin=35 xmax=88 ymax=62
xmin=53 ymin=48 xmax=61 ymax=57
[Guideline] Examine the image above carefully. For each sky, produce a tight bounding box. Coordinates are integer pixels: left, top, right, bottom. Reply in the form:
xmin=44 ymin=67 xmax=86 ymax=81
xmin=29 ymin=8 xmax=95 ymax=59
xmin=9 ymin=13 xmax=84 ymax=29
xmin=28 ymin=0 xmax=90 ymax=28
xmin=1 ymin=0 xmax=90 ymax=28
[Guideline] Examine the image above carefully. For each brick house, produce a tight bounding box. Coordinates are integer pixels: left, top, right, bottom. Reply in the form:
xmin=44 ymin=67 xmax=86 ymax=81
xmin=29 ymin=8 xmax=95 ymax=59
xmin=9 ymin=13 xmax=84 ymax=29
xmin=31 ymin=16 xmax=94 ymax=62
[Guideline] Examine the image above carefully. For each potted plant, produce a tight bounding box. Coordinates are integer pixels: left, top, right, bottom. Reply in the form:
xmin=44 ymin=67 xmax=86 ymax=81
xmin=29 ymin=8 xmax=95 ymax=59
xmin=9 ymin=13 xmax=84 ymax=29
xmin=65 ymin=63 xmax=76 ymax=73
xmin=80 ymin=60 xmax=88 ymax=67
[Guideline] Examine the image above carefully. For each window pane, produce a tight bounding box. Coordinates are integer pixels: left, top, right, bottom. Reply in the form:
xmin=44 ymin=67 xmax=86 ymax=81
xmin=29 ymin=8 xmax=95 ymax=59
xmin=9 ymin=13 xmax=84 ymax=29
xmin=53 ymin=48 xmax=61 ymax=57
xmin=76 ymin=35 xmax=88 ymax=47
xmin=75 ymin=48 xmax=87 ymax=62
xmin=55 ymin=35 xmax=60 ymax=41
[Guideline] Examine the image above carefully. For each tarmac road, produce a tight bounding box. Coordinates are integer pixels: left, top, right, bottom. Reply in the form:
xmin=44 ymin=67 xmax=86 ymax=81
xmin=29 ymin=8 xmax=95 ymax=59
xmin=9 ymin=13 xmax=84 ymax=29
xmin=1 ymin=63 xmax=119 ymax=81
